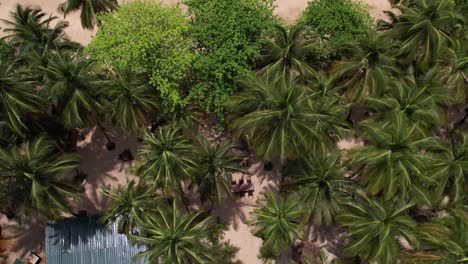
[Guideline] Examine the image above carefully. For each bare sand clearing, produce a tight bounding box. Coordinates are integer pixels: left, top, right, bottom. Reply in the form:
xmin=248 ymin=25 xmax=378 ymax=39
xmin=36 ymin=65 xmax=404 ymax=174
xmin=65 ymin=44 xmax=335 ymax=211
xmin=0 ymin=0 xmax=391 ymax=263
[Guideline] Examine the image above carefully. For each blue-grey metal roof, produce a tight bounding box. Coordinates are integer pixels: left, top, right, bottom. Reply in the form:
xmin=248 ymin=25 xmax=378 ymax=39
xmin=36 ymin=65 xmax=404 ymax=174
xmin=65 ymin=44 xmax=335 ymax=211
xmin=45 ymin=217 xmax=146 ymax=264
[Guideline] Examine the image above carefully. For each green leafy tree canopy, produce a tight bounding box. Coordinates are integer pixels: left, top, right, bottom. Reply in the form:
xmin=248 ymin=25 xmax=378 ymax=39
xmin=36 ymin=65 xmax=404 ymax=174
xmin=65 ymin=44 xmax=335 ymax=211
xmin=87 ymin=1 xmax=194 ymax=108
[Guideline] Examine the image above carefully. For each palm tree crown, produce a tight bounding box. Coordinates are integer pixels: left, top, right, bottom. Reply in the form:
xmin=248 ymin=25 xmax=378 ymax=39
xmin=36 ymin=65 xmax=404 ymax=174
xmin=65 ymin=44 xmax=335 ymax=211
xmin=251 ymin=191 xmax=305 ymax=260
xmin=337 ymin=193 xmax=418 ymax=264
xmin=137 ymin=127 xmax=196 ymax=194
xmin=40 ymin=53 xmax=105 ymax=128
xmin=132 ymin=202 xmax=218 ymax=263
xmin=0 ymin=136 xmax=81 ymax=221
xmin=58 ymin=0 xmax=119 ymax=30
xmin=282 ymin=153 xmax=353 ymax=225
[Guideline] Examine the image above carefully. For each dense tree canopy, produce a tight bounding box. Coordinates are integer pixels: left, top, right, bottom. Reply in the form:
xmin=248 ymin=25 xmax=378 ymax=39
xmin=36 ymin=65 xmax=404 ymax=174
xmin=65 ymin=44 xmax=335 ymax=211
xmin=87 ymin=1 xmax=194 ymax=108
xmin=186 ymin=0 xmax=276 ymax=114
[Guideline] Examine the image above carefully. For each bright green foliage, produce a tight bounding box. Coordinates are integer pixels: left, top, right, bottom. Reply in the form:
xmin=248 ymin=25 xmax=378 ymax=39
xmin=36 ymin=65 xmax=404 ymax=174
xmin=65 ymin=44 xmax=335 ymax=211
xmin=137 ymin=128 xmax=196 ymax=194
xmin=347 ymin=119 xmax=439 ymax=203
xmin=101 ymin=180 xmax=157 ymax=235
xmin=0 ymin=66 xmax=44 ymax=135
xmin=40 ymin=54 xmax=104 ymax=128
xmin=103 ymin=69 xmax=159 ymax=131
xmin=186 ymin=0 xmax=276 ymax=114
xmin=251 ymin=191 xmax=305 ymax=260
xmin=333 ymin=30 xmax=399 ymax=101
xmin=283 ymin=153 xmax=353 ymax=226
xmin=58 ymin=0 xmax=118 ymax=30
xmin=258 ymin=24 xmax=316 ymax=76
xmin=0 ymin=136 xmax=81 ymax=221
xmin=132 ymin=202 xmax=219 ymax=263
xmin=1 ymin=4 xmax=79 ymax=53
xmin=87 ymin=1 xmax=193 ymax=108
xmin=337 ymin=193 xmax=418 ymax=264
xmin=365 ymin=70 xmax=448 ymax=131
xmin=193 ymin=137 xmax=245 ymax=205
xmin=301 ymin=0 xmax=373 ymax=49
xmin=225 ymin=73 xmax=348 ymax=163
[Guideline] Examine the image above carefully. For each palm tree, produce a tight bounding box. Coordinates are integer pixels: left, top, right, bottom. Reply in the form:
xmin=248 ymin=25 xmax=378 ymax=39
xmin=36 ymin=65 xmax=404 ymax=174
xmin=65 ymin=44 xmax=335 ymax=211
xmin=259 ymin=24 xmax=316 ymax=76
xmin=337 ymin=193 xmax=418 ymax=264
xmin=333 ymin=30 xmax=399 ymax=101
xmin=250 ymin=191 xmax=305 ymax=260
xmin=58 ymin=0 xmax=119 ymax=30
xmin=415 ymin=205 xmax=468 ymax=263
xmin=103 ymin=69 xmax=159 ymax=131
xmin=101 ymin=180 xmax=158 ymax=235
xmin=437 ymin=44 xmax=468 ymax=105
xmin=431 ymin=132 xmax=468 ymax=203
xmin=40 ymin=53 xmax=105 ymax=129
xmin=365 ymin=70 xmax=448 ymax=132
xmin=282 ymin=153 xmax=353 ymax=226
xmin=225 ymin=73 xmax=347 ymax=163
xmin=137 ymin=127 xmax=196 ymax=195
xmin=131 ymin=202 xmax=218 ymax=263
xmin=0 ymin=66 xmax=43 ymax=135
xmin=388 ymin=0 xmax=462 ymax=68
xmin=1 ymin=4 xmax=79 ymax=53
xmin=193 ymin=137 xmax=245 ymax=206
xmin=347 ymin=119 xmax=440 ymax=203
xmin=0 ymin=136 xmax=81 ymax=221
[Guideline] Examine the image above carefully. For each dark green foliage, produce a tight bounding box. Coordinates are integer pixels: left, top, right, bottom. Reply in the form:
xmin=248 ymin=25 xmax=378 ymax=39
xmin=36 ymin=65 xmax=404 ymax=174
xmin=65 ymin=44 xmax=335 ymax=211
xmin=301 ymin=0 xmax=373 ymax=50
xmin=0 ymin=39 xmax=14 ymax=67
xmin=0 ymin=136 xmax=81 ymax=221
xmin=186 ymin=0 xmax=276 ymax=114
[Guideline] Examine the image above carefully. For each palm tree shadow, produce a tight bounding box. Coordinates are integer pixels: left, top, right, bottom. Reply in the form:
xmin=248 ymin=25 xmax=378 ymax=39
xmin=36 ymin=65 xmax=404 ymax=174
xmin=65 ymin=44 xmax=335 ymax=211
xmin=75 ymin=127 xmax=140 ymax=215
xmin=307 ymin=223 xmax=346 ymax=259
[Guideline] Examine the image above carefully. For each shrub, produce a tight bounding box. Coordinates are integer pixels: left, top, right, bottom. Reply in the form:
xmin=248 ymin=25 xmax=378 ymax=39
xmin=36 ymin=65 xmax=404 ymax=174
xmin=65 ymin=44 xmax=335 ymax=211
xmin=87 ymin=1 xmax=194 ymax=108
xmin=0 ymin=39 xmax=14 ymax=67
xmin=186 ymin=0 xmax=276 ymax=114
xmin=300 ymin=0 xmax=373 ymax=50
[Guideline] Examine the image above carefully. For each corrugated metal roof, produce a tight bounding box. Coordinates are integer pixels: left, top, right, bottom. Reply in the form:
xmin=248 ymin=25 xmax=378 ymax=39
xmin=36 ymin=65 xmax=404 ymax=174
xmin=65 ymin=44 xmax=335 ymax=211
xmin=45 ymin=217 xmax=146 ymax=264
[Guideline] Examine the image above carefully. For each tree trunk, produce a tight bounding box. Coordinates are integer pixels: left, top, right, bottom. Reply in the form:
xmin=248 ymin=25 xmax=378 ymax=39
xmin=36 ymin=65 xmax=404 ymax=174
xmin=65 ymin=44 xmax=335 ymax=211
xmin=98 ymin=122 xmax=116 ymax=151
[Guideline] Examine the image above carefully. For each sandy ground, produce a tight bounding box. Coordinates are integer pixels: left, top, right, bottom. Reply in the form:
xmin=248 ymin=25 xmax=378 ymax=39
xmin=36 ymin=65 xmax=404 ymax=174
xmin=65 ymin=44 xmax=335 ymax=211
xmin=0 ymin=0 xmax=392 ymax=263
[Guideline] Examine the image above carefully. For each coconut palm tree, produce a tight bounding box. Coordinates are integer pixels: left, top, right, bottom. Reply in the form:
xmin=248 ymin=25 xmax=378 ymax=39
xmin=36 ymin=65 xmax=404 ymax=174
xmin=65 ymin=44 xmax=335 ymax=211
xmin=137 ymin=127 xmax=196 ymax=194
xmin=388 ymin=0 xmax=462 ymax=68
xmin=437 ymin=44 xmax=468 ymax=105
xmin=431 ymin=132 xmax=468 ymax=203
xmin=282 ymin=153 xmax=354 ymax=225
xmin=365 ymin=70 xmax=448 ymax=132
xmin=40 ymin=53 xmax=105 ymax=129
xmin=193 ymin=137 xmax=245 ymax=206
xmin=132 ymin=202 xmax=218 ymax=263
xmin=337 ymin=193 xmax=418 ymax=264
xmin=103 ymin=69 xmax=159 ymax=131
xmin=347 ymin=119 xmax=440 ymax=203
xmin=250 ymin=191 xmax=305 ymax=260
xmin=1 ymin=4 xmax=79 ymax=53
xmin=58 ymin=0 xmax=118 ymax=30
xmin=415 ymin=205 xmax=468 ymax=263
xmin=0 ymin=136 xmax=81 ymax=221
xmin=333 ymin=30 xmax=399 ymax=101
xmin=259 ymin=24 xmax=316 ymax=76
xmin=0 ymin=66 xmax=43 ymax=135
xmin=101 ymin=180 xmax=158 ymax=235
xmin=225 ymin=73 xmax=347 ymax=163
